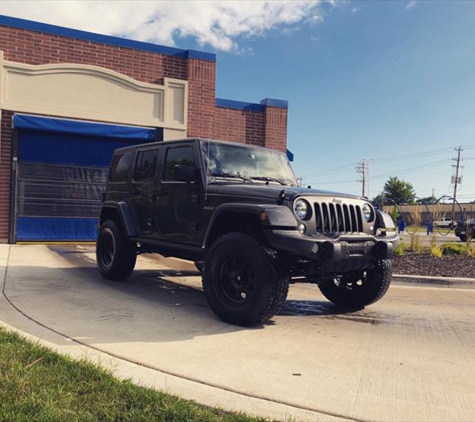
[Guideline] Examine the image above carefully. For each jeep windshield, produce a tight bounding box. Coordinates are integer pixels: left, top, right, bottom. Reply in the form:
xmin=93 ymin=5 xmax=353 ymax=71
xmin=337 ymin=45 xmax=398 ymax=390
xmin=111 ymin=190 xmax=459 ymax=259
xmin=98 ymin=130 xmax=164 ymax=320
xmin=201 ymin=141 xmax=298 ymax=186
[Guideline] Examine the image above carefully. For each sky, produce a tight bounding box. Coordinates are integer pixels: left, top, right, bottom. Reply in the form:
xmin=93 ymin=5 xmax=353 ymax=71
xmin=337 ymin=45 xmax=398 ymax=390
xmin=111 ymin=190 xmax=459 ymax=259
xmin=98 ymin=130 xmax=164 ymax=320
xmin=1 ymin=0 xmax=475 ymax=202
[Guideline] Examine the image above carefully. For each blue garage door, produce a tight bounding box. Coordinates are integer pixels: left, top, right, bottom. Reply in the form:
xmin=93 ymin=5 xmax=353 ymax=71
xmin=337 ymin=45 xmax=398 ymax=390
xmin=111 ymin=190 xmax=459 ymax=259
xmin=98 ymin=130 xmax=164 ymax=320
xmin=14 ymin=114 xmax=156 ymax=241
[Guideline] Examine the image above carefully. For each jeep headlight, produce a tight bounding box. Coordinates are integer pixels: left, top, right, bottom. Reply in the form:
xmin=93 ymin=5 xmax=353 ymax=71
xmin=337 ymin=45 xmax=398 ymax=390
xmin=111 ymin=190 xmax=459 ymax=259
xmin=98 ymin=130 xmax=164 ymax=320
xmin=294 ymin=199 xmax=310 ymax=220
xmin=362 ymin=203 xmax=374 ymax=222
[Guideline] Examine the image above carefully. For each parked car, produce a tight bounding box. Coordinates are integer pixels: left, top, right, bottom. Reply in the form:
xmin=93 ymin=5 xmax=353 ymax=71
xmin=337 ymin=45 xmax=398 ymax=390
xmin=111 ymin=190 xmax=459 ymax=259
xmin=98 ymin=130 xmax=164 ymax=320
xmin=96 ymin=138 xmax=400 ymax=326
xmin=455 ymin=219 xmax=475 ymax=242
xmin=432 ymin=217 xmax=456 ymax=229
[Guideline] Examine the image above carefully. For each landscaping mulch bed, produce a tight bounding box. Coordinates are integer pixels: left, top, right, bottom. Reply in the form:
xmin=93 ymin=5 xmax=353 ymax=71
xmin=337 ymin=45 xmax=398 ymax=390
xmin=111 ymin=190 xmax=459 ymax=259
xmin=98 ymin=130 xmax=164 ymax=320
xmin=392 ymin=252 xmax=475 ymax=278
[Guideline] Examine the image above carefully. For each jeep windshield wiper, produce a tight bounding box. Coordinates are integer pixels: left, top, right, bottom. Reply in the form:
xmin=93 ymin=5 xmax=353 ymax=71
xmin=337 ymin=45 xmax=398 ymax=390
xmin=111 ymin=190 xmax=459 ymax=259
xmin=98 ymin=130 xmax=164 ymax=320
xmin=210 ymin=172 xmax=251 ymax=182
xmin=250 ymin=176 xmax=287 ymax=185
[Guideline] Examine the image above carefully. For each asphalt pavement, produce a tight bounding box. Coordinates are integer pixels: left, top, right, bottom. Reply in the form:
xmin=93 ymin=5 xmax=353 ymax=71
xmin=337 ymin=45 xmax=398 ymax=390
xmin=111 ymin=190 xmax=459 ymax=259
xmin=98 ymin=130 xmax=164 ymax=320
xmin=1 ymin=244 xmax=475 ymax=421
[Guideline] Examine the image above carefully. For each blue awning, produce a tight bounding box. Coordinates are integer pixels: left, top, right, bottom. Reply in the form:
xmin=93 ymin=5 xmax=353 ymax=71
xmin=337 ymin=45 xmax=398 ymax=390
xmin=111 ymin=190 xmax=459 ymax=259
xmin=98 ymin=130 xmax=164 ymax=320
xmin=286 ymin=149 xmax=294 ymax=162
xmin=13 ymin=114 xmax=156 ymax=140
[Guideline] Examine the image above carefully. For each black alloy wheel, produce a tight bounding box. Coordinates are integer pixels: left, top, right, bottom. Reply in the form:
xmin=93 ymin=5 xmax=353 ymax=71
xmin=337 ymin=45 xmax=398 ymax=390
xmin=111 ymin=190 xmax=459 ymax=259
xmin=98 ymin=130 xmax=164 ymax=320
xmin=202 ymin=232 xmax=289 ymax=326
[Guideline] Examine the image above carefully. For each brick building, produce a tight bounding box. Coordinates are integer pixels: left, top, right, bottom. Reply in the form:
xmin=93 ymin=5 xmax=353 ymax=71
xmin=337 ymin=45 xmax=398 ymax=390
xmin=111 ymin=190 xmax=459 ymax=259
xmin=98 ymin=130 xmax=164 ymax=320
xmin=0 ymin=15 xmax=288 ymax=243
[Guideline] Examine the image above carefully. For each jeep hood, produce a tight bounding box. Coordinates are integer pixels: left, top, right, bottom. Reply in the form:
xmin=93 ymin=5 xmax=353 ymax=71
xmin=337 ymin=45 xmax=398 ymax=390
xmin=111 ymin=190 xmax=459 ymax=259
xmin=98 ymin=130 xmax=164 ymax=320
xmin=210 ymin=183 xmax=363 ymax=201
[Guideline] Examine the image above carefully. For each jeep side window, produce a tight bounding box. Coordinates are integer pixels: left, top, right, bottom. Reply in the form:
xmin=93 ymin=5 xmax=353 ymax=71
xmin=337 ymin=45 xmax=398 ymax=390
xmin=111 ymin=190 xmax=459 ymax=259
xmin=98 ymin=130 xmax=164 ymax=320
xmin=163 ymin=146 xmax=195 ymax=181
xmin=134 ymin=149 xmax=159 ymax=182
xmin=109 ymin=151 xmax=133 ymax=183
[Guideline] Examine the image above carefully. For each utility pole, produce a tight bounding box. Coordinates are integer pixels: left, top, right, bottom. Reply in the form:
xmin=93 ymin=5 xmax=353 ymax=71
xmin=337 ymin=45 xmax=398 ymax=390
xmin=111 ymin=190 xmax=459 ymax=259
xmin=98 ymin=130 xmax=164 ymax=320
xmin=451 ymin=146 xmax=463 ymax=218
xmin=356 ymin=159 xmax=370 ymax=198
xmin=356 ymin=161 xmax=366 ymax=197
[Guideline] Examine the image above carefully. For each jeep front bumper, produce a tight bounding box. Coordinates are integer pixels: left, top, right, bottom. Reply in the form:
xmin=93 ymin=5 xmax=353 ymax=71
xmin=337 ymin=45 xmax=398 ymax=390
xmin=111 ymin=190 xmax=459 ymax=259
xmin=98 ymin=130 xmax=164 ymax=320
xmin=265 ymin=229 xmax=399 ymax=263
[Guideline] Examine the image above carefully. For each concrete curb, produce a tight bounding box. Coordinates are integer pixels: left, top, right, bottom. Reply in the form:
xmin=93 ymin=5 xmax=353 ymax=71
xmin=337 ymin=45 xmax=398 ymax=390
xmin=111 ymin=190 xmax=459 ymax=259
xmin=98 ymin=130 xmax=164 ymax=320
xmin=393 ymin=274 xmax=475 ymax=289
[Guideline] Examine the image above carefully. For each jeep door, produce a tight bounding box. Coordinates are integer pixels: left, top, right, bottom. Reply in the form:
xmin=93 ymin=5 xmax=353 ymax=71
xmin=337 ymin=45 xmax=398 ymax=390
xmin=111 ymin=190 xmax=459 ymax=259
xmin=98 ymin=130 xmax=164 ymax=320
xmin=129 ymin=147 xmax=159 ymax=236
xmin=155 ymin=143 xmax=201 ymax=243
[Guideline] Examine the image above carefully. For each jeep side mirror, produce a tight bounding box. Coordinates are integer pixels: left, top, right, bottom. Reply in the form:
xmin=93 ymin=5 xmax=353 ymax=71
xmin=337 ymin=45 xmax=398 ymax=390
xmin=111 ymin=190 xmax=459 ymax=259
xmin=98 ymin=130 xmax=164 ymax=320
xmin=174 ymin=164 xmax=196 ymax=183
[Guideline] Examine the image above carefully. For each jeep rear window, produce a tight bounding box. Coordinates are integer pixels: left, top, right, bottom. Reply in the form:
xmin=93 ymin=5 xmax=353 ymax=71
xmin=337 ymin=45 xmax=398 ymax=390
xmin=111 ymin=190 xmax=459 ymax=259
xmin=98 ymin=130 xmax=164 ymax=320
xmin=109 ymin=151 xmax=133 ymax=183
xmin=134 ymin=149 xmax=158 ymax=182
xmin=164 ymin=146 xmax=195 ymax=181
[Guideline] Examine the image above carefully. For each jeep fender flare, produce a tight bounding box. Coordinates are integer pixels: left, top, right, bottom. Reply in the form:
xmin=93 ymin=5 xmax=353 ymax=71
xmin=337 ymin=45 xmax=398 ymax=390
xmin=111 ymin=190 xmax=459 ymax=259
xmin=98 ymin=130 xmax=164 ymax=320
xmin=375 ymin=209 xmax=396 ymax=230
xmin=99 ymin=201 xmax=137 ymax=237
xmin=203 ymin=203 xmax=297 ymax=247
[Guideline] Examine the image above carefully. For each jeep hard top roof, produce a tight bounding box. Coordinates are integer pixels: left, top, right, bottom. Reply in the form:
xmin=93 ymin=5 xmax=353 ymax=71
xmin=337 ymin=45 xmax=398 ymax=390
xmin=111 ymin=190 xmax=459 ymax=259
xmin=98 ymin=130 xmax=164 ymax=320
xmin=112 ymin=138 xmax=287 ymax=155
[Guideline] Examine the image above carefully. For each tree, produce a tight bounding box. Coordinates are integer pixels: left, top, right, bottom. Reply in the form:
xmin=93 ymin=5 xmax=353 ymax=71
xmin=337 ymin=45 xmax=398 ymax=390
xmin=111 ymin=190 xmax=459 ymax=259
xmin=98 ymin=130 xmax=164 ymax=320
xmin=382 ymin=176 xmax=416 ymax=204
xmin=420 ymin=195 xmax=436 ymax=205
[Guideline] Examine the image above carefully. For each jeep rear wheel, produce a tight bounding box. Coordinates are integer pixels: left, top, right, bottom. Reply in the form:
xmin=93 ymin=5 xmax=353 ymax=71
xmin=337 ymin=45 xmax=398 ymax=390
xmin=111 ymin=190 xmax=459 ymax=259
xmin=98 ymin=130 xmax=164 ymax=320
xmin=203 ymin=233 xmax=289 ymax=326
xmin=96 ymin=220 xmax=137 ymax=280
xmin=318 ymin=259 xmax=392 ymax=308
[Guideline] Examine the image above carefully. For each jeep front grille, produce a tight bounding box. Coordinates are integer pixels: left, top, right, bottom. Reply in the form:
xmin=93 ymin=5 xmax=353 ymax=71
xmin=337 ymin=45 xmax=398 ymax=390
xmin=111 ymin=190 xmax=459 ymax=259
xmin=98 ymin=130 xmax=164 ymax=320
xmin=314 ymin=202 xmax=363 ymax=233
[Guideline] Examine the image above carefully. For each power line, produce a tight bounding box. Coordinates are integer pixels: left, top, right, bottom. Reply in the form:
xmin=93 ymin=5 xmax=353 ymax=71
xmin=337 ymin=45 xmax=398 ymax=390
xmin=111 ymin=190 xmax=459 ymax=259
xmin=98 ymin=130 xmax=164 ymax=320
xmin=299 ymin=147 xmax=452 ymax=178
xmin=300 ymin=162 xmax=358 ymax=178
xmin=374 ymin=147 xmax=453 ymax=164
xmin=371 ymin=159 xmax=451 ymax=180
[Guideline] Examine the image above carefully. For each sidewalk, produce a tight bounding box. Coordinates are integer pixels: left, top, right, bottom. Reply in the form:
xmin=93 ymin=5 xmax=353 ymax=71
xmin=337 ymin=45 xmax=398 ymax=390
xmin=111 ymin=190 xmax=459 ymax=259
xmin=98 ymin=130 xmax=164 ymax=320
xmin=1 ymin=243 xmax=474 ymax=422
xmin=0 ymin=244 xmax=338 ymax=422
xmin=393 ymin=273 xmax=475 ymax=288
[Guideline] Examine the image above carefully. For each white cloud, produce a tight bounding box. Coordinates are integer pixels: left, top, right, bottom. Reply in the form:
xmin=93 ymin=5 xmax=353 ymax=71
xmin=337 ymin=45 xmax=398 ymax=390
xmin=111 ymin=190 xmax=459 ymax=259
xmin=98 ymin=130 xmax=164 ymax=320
xmin=405 ymin=0 xmax=417 ymax=10
xmin=0 ymin=0 xmax=325 ymax=52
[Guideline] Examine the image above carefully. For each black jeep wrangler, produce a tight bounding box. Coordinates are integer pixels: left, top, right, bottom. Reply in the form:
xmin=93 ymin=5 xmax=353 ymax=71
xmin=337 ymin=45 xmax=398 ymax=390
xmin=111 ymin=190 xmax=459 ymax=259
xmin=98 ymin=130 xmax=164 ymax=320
xmin=96 ymin=138 xmax=399 ymax=326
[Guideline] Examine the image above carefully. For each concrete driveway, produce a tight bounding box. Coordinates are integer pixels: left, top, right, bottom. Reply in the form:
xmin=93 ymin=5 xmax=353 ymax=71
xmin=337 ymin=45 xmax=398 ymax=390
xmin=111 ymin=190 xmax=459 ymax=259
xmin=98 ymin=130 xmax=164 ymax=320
xmin=1 ymin=244 xmax=475 ymax=421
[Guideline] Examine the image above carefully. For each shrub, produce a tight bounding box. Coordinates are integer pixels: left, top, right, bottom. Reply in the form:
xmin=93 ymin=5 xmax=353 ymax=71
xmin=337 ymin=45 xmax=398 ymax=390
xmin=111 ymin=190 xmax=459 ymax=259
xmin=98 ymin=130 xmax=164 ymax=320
xmin=442 ymin=243 xmax=466 ymax=255
xmin=394 ymin=242 xmax=406 ymax=257
xmin=430 ymin=245 xmax=443 ymax=258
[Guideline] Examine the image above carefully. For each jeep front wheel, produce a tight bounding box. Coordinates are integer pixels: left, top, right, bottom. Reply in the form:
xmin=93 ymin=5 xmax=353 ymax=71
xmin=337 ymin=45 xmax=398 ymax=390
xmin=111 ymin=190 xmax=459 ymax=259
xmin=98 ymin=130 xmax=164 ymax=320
xmin=203 ymin=233 xmax=289 ymax=326
xmin=318 ymin=259 xmax=392 ymax=308
xmin=96 ymin=220 xmax=137 ymax=280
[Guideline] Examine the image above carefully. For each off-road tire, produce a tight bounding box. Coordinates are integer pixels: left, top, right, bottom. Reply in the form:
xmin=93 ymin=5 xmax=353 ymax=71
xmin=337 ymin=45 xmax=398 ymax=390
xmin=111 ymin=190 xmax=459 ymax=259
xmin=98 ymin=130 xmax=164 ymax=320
xmin=318 ymin=259 xmax=392 ymax=309
xmin=203 ymin=232 xmax=289 ymax=326
xmin=96 ymin=220 xmax=137 ymax=280
xmin=459 ymin=235 xmax=467 ymax=242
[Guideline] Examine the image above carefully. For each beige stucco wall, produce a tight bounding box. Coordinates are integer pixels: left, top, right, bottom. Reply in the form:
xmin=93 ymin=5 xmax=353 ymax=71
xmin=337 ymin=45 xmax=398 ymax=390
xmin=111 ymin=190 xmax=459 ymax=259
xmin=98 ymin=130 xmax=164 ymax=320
xmin=0 ymin=51 xmax=188 ymax=138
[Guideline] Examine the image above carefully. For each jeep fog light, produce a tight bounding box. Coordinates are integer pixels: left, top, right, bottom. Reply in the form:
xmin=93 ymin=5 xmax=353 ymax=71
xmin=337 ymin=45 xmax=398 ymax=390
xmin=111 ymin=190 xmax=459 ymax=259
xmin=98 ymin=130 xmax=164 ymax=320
xmin=295 ymin=199 xmax=310 ymax=220
xmin=298 ymin=224 xmax=306 ymax=234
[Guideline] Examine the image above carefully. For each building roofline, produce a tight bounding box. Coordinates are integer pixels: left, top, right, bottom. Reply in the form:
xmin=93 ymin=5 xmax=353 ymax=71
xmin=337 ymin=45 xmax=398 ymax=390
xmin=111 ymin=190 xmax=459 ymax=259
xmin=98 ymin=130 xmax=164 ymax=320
xmin=0 ymin=14 xmax=216 ymax=62
xmin=216 ymin=98 xmax=288 ymax=112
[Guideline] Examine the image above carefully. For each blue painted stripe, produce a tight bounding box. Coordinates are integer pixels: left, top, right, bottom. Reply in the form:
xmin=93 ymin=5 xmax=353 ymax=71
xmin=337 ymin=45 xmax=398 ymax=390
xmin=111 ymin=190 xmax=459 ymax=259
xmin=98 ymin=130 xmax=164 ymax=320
xmin=216 ymin=98 xmax=265 ymax=112
xmin=0 ymin=14 xmax=216 ymax=62
xmin=16 ymin=217 xmax=98 ymax=241
xmin=13 ymin=114 xmax=156 ymax=140
xmin=260 ymin=98 xmax=289 ymax=109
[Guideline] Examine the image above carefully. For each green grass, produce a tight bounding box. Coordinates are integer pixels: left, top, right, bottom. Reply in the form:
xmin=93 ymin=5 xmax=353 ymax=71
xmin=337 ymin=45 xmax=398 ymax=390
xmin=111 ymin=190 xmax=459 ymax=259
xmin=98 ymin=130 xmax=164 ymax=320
xmin=0 ymin=327 xmax=267 ymax=422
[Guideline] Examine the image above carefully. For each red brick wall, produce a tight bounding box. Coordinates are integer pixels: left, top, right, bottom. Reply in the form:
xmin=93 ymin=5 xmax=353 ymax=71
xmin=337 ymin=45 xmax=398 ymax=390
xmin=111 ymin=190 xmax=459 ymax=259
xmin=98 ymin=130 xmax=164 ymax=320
xmin=0 ymin=23 xmax=288 ymax=242
xmin=0 ymin=24 xmax=287 ymax=148
xmin=263 ymin=106 xmax=288 ymax=152
xmin=214 ymin=108 xmax=265 ymax=146
xmin=0 ymin=25 xmax=187 ymax=83
xmin=186 ymin=58 xmax=216 ymax=139
xmin=0 ymin=111 xmax=13 ymax=242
